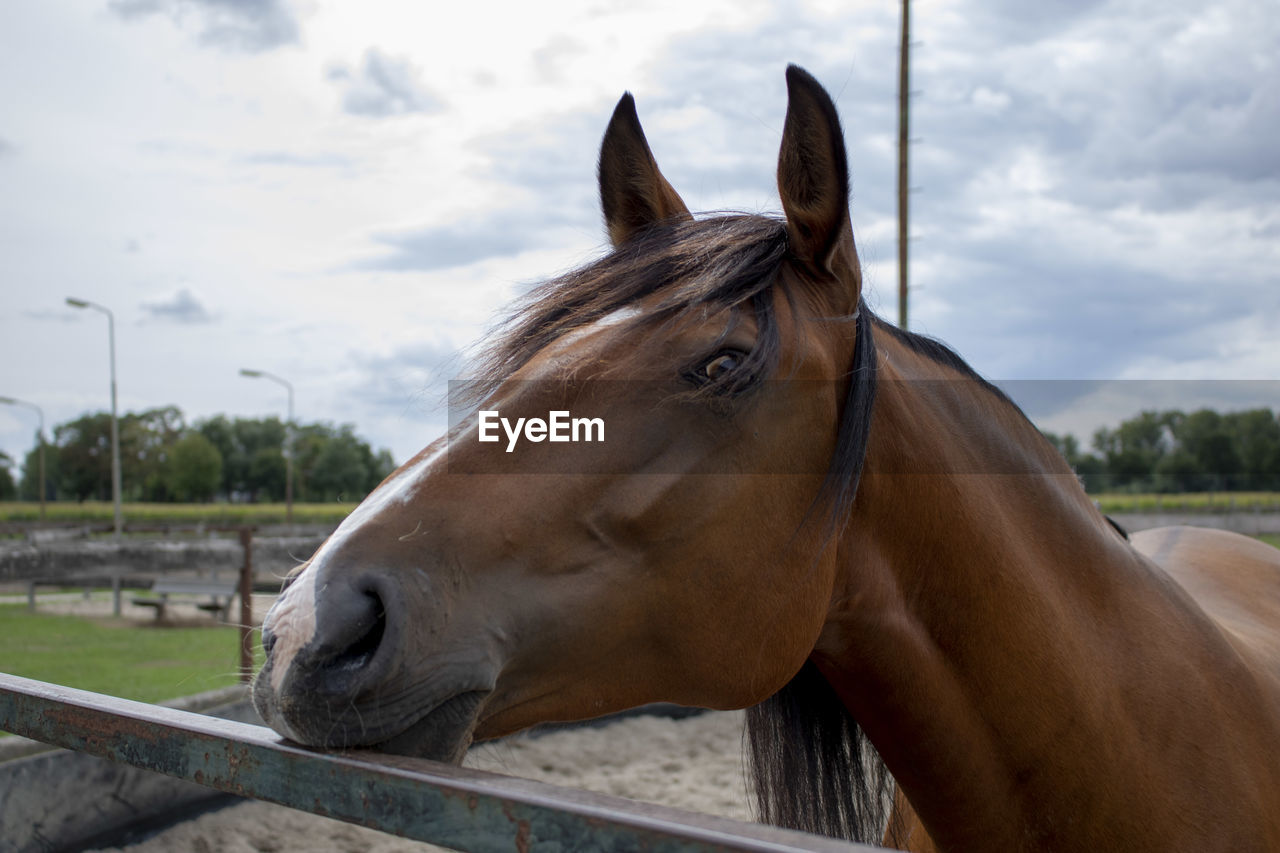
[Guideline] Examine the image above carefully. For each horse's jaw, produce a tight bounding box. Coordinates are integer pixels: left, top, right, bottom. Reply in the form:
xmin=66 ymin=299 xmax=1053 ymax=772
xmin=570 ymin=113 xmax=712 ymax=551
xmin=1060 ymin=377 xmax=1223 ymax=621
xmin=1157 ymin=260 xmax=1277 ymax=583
xmin=251 ymin=655 xmax=494 ymax=764
xmin=250 ymin=555 xmax=501 ymax=764
xmin=370 ymin=689 xmax=489 ymax=764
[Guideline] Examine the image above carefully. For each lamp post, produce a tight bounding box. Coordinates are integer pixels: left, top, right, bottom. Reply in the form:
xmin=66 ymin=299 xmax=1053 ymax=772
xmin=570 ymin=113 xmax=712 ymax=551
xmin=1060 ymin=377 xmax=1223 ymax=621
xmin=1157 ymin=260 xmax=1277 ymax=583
xmin=66 ymin=298 xmax=122 ymax=537
xmin=240 ymin=369 xmax=294 ymax=524
xmin=0 ymin=396 xmax=45 ymax=521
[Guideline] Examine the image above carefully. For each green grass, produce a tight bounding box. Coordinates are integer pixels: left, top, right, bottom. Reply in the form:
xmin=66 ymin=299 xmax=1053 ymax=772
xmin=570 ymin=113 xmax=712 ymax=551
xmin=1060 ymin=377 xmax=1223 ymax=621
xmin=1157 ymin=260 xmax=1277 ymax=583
xmin=0 ymin=501 xmax=355 ymax=525
xmin=1093 ymin=492 xmax=1280 ymax=514
xmin=1259 ymin=535 xmax=1280 ymax=551
xmin=0 ymin=605 xmax=263 ymax=705
xmin=6 ymin=494 xmax=1280 ymax=525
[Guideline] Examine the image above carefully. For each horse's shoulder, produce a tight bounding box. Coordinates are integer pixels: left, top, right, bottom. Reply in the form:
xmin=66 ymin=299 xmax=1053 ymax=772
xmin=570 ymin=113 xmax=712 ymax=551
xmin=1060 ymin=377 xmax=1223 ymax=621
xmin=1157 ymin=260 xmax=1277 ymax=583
xmin=1132 ymin=525 xmax=1280 ymax=682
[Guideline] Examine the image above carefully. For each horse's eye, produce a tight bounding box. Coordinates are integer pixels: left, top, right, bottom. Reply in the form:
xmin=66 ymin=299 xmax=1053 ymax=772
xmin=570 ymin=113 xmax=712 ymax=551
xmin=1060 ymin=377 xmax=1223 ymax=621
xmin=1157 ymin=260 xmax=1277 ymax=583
xmin=702 ymin=351 xmax=745 ymax=382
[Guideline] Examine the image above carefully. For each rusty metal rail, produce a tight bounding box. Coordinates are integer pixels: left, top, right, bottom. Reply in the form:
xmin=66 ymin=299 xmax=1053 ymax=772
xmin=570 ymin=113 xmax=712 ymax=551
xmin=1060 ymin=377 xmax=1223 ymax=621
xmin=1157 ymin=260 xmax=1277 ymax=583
xmin=0 ymin=673 xmax=876 ymax=852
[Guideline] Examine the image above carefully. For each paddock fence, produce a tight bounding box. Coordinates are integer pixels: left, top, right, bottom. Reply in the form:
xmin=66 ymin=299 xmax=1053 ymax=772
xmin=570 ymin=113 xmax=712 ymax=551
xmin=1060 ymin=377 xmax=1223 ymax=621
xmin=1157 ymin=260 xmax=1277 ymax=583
xmin=0 ymin=673 xmax=879 ymax=852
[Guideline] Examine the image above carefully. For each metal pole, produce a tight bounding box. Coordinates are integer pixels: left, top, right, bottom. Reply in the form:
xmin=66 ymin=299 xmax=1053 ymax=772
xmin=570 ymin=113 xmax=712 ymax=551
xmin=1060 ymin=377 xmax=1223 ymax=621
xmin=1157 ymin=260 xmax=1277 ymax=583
xmin=239 ymin=527 xmax=254 ymax=683
xmin=107 ymin=309 xmax=122 ymax=538
xmin=239 ymin=369 xmax=294 ymax=524
xmin=285 ymin=383 xmax=294 ymax=525
xmin=0 ymin=673 xmax=874 ymax=853
xmin=897 ymin=0 xmax=910 ymax=330
xmin=0 ymin=397 xmax=46 ymax=521
xmin=66 ymin=298 xmax=123 ymax=537
xmin=36 ymin=414 xmax=44 ymax=522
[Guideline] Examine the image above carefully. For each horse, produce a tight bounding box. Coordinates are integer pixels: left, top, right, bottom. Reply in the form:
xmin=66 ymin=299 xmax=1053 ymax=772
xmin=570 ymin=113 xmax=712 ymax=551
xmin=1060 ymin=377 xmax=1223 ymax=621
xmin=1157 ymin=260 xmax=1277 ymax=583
xmin=252 ymin=66 xmax=1280 ymax=851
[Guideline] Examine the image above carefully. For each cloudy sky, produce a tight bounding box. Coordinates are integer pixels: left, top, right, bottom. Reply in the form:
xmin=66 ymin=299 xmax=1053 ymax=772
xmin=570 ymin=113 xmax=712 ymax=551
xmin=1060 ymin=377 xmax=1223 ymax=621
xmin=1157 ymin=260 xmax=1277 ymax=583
xmin=1 ymin=0 xmax=1277 ymax=474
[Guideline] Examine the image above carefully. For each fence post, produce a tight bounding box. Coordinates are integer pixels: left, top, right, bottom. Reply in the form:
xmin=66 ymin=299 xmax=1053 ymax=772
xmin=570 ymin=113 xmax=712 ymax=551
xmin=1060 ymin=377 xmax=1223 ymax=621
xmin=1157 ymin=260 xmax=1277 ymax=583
xmin=238 ymin=527 xmax=254 ymax=683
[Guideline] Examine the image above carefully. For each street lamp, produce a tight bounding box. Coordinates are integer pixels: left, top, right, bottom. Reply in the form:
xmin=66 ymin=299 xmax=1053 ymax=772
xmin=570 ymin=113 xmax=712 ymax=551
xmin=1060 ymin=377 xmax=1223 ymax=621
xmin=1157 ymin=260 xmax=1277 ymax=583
xmin=0 ymin=396 xmax=45 ymax=521
xmin=66 ymin=297 xmax=123 ymax=537
xmin=240 ymin=368 xmax=294 ymax=524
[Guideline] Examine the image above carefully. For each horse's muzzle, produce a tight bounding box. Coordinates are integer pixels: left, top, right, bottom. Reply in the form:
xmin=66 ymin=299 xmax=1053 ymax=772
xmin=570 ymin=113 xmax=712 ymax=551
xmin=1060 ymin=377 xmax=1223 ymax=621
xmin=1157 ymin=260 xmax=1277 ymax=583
xmin=253 ymin=570 xmax=401 ymax=744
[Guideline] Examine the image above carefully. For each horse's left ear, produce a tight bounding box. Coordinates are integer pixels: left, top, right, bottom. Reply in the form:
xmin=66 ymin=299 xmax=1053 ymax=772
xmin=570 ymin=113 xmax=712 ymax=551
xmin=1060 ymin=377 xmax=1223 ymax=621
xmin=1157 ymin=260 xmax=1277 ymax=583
xmin=777 ymin=65 xmax=861 ymax=305
xmin=598 ymin=93 xmax=692 ymax=247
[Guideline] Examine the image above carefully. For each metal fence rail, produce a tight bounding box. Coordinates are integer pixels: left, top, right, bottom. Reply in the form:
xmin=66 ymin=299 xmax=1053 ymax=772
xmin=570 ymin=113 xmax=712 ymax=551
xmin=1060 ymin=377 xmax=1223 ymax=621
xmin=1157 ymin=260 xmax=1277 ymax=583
xmin=0 ymin=673 xmax=877 ymax=852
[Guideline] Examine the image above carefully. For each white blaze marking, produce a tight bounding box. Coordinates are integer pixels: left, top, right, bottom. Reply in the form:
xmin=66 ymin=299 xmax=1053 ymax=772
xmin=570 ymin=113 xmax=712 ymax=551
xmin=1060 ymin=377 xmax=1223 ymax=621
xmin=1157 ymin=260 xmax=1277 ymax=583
xmin=266 ymin=564 xmax=318 ymax=690
xmin=547 ymin=305 xmax=641 ymax=350
xmin=263 ymin=438 xmax=450 ymax=689
xmin=261 ymin=304 xmax=633 ymax=691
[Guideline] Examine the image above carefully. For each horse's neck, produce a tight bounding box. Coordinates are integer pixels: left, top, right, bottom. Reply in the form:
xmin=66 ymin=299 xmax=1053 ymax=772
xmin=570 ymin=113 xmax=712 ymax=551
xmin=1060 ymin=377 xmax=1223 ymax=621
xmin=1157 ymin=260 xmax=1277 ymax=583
xmin=814 ymin=334 xmax=1234 ymax=849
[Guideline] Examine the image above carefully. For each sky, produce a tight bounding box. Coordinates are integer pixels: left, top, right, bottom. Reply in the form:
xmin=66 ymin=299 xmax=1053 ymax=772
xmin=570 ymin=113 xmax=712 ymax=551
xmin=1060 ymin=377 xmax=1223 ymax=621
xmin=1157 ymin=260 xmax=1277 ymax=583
xmin=1 ymin=0 xmax=1277 ymax=476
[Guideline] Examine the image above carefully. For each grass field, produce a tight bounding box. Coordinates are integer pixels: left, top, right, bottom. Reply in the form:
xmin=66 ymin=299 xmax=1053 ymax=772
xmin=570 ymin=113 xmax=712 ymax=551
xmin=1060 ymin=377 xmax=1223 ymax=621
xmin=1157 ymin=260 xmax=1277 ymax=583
xmin=0 ymin=605 xmax=262 ymax=705
xmin=0 ymin=501 xmax=355 ymax=526
xmin=4 ymin=494 xmax=1280 ymax=526
xmin=1089 ymin=493 xmax=1280 ymax=514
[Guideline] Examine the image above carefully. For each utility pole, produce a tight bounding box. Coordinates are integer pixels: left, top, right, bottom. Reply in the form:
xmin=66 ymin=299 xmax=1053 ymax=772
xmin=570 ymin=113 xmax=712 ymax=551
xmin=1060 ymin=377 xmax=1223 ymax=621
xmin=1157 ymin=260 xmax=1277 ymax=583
xmin=240 ymin=369 xmax=295 ymax=525
xmin=66 ymin=298 xmax=122 ymax=537
xmin=897 ymin=0 xmax=911 ymax=330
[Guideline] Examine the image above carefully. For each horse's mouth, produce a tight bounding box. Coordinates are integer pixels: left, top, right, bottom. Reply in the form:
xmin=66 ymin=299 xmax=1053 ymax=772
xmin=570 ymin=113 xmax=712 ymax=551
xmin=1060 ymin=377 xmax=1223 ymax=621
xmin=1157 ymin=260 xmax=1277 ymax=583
xmin=370 ymin=690 xmax=490 ymax=764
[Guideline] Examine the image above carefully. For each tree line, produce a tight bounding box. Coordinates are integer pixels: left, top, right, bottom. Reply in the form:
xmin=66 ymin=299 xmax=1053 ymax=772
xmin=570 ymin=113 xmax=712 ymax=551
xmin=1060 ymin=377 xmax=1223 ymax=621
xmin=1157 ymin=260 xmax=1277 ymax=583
xmin=3 ymin=406 xmax=395 ymax=504
xmin=1045 ymin=407 xmax=1280 ymax=493
xmin=5 ymin=405 xmax=1278 ymax=502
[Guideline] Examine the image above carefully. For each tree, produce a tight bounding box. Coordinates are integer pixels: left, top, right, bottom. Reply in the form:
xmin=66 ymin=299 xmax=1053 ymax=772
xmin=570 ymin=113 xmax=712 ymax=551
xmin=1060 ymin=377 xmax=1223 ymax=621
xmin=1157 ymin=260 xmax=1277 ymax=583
xmin=1042 ymin=431 xmax=1079 ymax=463
xmin=30 ymin=406 xmax=396 ymax=505
xmin=1172 ymin=409 xmax=1239 ymax=489
xmin=1093 ymin=410 xmax=1167 ymax=491
xmin=248 ymin=446 xmax=287 ymax=502
xmin=1225 ymin=409 xmax=1280 ymax=490
xmin=48 ymin=406 xmax=188 ymax=502
xmin=1154 ymin=448 xmax=1207 ymax=493
xmin=18 ymin=442 xmax=58 ymax=502
xmin=167 ymin=432 xmax=223 ymax=502
xmin=52 ymin=412 xmax=114 ymax=501
xmin=291 ymin=422 xmax=395 ymax=502
xmin=0 ymin=451 xmax=15 ymax=501
xmin=196 ymin=415 xmax=287 ymax=501
xmin=1043 ymin=430 xmax=1109 ymax=492
xmin=122 ymin=406 xmax=186 ymax=501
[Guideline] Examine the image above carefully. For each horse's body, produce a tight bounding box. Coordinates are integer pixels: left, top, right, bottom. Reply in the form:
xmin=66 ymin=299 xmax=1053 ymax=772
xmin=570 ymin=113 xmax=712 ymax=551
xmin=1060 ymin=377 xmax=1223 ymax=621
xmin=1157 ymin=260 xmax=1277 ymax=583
xmin=253 ymin=67 xmax=1280 ymax=851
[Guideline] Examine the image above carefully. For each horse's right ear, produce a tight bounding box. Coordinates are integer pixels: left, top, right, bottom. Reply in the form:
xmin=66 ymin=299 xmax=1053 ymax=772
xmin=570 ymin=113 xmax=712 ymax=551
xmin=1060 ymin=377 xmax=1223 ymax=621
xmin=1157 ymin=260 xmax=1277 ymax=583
xmin=598 ymin=94 xmax=692 ymax=248
xmin=777 ymin=65 xmax=860 ymax=305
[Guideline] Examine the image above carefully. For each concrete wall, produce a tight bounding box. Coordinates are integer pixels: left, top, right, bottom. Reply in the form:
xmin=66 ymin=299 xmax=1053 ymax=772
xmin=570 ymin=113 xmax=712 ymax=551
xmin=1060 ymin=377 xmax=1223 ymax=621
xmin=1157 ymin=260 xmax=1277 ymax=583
xmin=1110 ymin=511 xmax=1280 ymax=536
xmin=0 ymin=531 xmax=331 ymax=584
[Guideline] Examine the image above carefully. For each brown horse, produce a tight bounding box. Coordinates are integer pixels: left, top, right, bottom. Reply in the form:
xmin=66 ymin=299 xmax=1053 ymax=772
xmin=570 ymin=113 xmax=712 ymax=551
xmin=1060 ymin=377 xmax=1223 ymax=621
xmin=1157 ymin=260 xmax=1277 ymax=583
xmin=253 ymin=66 xmax=1280 ymax=851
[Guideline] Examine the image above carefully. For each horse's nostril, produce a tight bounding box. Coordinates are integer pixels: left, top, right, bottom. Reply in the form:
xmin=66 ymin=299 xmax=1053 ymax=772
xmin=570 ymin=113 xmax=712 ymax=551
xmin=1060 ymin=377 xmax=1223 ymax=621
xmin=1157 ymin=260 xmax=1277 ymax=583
xmin=327 ymin=592 xmax=387 ymax=675
xmin=283 ymin=579 xmax=395 ymax=699
xmin=261 ymin=627 xmax=277 ymax=656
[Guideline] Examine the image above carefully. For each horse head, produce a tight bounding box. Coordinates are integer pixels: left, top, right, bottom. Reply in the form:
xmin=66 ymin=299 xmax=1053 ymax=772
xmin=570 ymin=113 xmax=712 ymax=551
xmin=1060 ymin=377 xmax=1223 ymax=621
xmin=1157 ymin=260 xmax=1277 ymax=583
xmin=252 ymin=66 xmax=868 ymax=766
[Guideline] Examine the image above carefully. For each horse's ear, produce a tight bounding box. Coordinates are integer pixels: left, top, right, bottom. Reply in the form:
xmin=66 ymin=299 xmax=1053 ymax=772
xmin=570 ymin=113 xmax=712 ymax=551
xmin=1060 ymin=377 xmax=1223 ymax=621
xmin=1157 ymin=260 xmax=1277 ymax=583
xmin=598 ymin=93 xmax=692 ymax=247
xmin=777 ymin=65 xmax=860 ymax=303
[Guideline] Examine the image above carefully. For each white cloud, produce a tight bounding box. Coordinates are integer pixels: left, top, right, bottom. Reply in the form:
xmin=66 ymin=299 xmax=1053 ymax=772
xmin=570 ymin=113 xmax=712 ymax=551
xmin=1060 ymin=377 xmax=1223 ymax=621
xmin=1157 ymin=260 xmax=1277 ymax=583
xmin=140 ymin=288 xmax=216 ymax=324
xmin=1 ymin=0 xmax=1276 ymax=470
xmin=327 ymin=49 xmax=444 ymax=118
xmin=107 ymin=0 xmax=300 ymax=53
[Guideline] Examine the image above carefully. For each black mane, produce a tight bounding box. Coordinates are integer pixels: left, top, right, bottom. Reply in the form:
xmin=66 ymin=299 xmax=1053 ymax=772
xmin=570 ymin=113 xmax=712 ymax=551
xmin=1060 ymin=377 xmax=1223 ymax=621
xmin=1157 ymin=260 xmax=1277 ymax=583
xmin=476 ymin=212 xmax=1037 ymax=845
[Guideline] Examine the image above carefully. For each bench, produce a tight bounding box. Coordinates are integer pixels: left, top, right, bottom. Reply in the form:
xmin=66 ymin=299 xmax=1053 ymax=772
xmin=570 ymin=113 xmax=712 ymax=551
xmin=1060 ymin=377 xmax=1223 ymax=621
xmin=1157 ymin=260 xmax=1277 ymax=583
xmin=131 ymin=578 xmax=238 ymax=621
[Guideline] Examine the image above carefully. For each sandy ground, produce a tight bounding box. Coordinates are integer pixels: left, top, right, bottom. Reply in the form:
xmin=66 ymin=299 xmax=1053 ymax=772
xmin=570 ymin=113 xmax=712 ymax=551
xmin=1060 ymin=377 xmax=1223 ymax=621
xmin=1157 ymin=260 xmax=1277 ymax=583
xmin=86 ymin=710 xmax=753 ymax=853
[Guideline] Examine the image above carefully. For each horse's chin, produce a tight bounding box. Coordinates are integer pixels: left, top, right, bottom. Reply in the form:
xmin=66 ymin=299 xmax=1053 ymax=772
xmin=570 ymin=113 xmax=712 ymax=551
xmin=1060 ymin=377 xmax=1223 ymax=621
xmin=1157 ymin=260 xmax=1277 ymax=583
xmin=372 ymin=690 xmax=489 ymax=764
